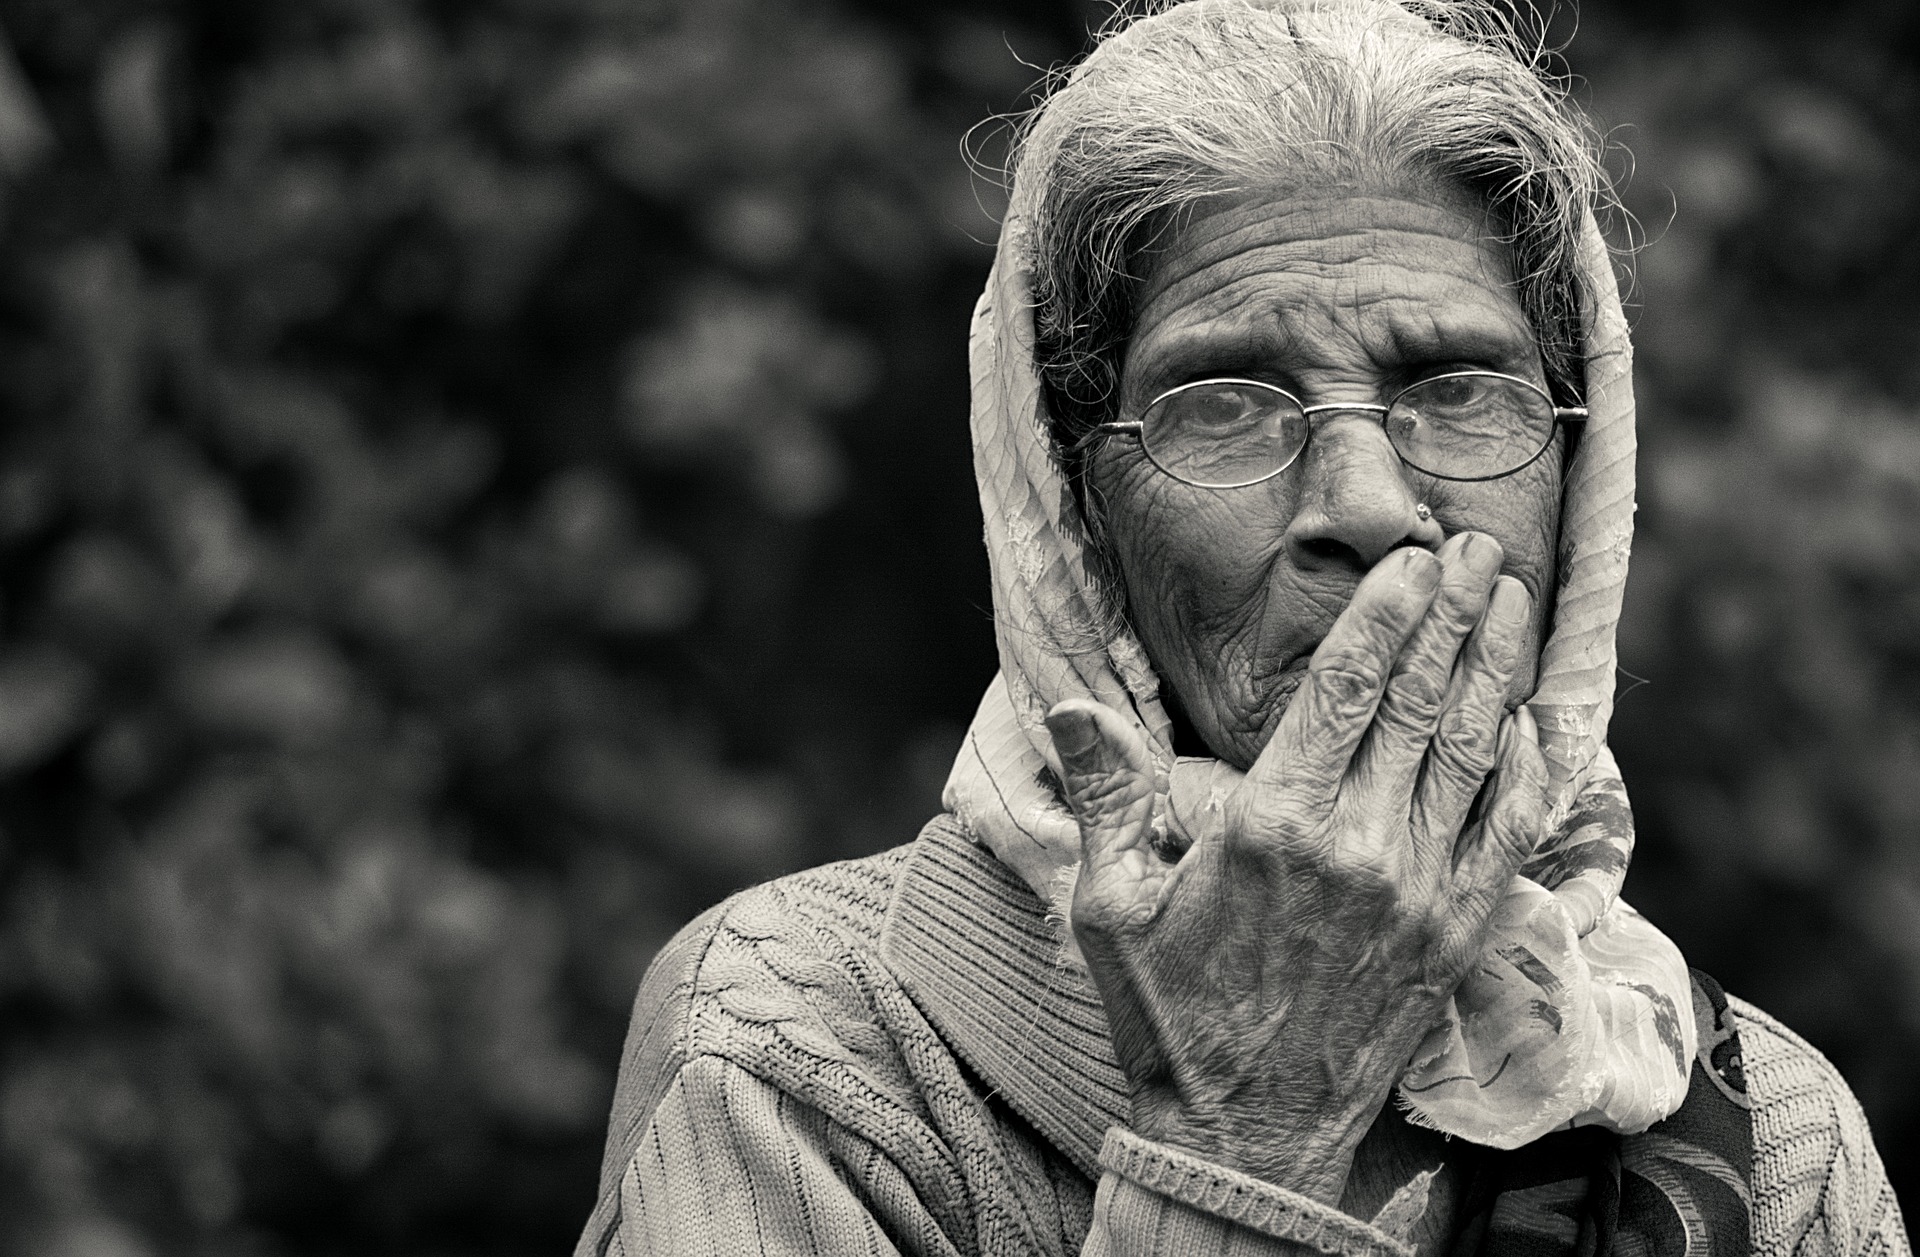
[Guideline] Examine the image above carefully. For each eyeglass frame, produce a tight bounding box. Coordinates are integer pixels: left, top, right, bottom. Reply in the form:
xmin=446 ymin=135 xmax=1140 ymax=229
xmin=1065 ymin=369 xmax=1589 ymax=489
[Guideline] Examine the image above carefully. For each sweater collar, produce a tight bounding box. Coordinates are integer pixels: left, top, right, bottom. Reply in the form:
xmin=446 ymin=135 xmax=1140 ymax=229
xmin=880 ymin=816 xmax=1128 ymax=1178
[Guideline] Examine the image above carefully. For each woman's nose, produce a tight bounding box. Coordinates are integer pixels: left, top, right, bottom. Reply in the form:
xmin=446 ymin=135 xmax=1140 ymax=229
xmin=1282 ymin=415 xmax=1445 ymax=572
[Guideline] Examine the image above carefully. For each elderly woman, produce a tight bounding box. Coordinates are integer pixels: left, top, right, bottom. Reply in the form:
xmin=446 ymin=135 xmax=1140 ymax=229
xmin=576 ymin=2 xmax=1910 ymax=1254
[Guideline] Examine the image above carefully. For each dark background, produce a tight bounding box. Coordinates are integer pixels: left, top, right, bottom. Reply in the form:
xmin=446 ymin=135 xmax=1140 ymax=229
xmin=0 ymin=0 xmax=1914 ymax=1253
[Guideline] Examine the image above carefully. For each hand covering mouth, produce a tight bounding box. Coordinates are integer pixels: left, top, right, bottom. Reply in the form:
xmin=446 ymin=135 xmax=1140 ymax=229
xmin=941 ymin=143 xmax=1694 ymax=1145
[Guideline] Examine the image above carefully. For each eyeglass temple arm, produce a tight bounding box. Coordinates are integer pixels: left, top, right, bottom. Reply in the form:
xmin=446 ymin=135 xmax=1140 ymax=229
xmin=1066 ymin=420 xmax=1142 ymax=455
xmin=1554 ymin=407 xmax=1589 ymax=421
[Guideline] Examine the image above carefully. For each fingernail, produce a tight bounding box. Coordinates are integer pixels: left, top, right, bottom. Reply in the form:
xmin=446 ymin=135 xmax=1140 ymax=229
xmin=1462 ymin=532 xmax=1504 ymax=580
xmin=1489 ymin=576 xmax=1531 ymax=625
xmin=1515 ymin=704 xmax=1539 ymax=746
xmin=1402 ymin=547 xmax=1442 ymax=590
xmin=1046 ymin=706 xmax=1098 ymax=760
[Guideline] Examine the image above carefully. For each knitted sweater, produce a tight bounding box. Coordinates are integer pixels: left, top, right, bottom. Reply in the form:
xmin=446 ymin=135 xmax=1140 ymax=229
xmin=576 ymin=817 xmax=1911 ymax=1257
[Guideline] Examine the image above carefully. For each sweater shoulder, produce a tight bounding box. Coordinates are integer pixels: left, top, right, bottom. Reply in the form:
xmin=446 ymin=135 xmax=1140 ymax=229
xmin=621 ymin=844 xmax=926 ymax=1117
xmin=716 ymin=842 xmax=915 ymax=960
xmin=597 ymin=846 xmax=916 ymax=1180
xmin=1729 ymin=995 xmax=1909 ymax=1256
xmin=1731 ymin=993 xmax=1866 ymax=1168
xmin=649 ymin=844 xmax=914 ymax=1057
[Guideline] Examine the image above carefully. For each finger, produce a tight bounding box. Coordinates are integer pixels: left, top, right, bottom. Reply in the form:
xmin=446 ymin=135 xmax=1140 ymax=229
xmin=1448 ymin=705 xmax=1547 ymax=927
xmin=1408 ymin=575 xmax=1533 ymax=875
xmin=1043 ymin=699 xmax=1166 ymax=926
xmin=1357 ymin=532 xmax=1505 ymax=797
xmin=1243 ymin=546 xmax=1442 ymax=811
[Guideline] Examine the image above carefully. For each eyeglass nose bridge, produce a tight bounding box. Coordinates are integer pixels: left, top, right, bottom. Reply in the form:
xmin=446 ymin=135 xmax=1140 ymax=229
xmin=1299 ymin=401 xmax=1392 ymax=419
xmin=1296 ymin=401 xmax=1399 ymax=446
xmin=1274 ymin=401 xmax=1410 ymax=480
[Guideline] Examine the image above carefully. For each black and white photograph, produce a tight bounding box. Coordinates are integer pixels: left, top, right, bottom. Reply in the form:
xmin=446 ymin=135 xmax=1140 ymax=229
xmin=0 ymin=0 xmax=1913 ymax=1254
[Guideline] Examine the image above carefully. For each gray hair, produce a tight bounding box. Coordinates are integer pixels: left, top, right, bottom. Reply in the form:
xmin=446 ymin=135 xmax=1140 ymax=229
xmin=1014 ymin=0 xmax=1610 ymax=466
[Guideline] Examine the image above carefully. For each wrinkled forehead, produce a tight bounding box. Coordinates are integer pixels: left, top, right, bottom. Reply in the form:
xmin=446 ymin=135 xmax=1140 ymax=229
xmin=1131 ymin=182 xmax=1519 ymax=311
xmin=1123 ymin=186 xmax=1539 ymax=387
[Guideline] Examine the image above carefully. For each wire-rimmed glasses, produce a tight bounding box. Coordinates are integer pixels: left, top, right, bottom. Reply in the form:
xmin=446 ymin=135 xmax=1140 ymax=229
xmin=1068 ymin=370 xmax=1588 ymax=489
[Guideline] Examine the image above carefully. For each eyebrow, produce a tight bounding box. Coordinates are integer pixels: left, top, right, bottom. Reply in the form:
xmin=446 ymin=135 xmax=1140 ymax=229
xmin=1376 ymin=306 xmax=1541 ymax=366
xmin=1128 ymin=293 xmax=1540 ymax=399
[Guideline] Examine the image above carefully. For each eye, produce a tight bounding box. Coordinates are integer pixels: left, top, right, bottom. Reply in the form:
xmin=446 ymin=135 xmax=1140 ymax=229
xmin=1416 ymin=373 xmax=1493 ymax=412
xmin=1156 ymin=383 xmax=1279 ymax=436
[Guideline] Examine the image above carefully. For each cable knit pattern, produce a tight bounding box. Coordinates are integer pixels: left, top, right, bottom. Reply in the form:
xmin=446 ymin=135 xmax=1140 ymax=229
xmin=1735 ymin=999 xmax=1910 ymax=1257
xmin=576 ymin=821 xmax=1910 ymax=1256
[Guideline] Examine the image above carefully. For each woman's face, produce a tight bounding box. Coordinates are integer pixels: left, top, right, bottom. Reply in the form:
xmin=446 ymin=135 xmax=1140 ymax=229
xmin=1087 ymin=185 xmax=1564 ymax=769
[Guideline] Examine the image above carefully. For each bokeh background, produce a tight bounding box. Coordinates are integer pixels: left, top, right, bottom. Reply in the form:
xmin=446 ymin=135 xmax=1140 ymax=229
xmin=0 ymin=0 xmax=1913 ymax=1252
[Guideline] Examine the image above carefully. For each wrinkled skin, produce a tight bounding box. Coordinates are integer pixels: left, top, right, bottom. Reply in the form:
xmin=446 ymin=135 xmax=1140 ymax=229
xmin=1044 ymin=185 xmax=1561 ymax=1225
xmin=1096 ymin=187 xmax=1563 ymax=764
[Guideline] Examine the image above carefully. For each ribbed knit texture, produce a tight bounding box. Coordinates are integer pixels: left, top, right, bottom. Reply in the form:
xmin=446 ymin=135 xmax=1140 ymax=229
xmin=576 ymin=819 xmax=1911 ymax=1256
xmin=1098 ymin=1129 xmax=1417 ymax=1257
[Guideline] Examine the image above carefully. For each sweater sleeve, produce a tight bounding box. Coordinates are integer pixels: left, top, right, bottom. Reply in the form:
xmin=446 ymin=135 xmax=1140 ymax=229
xmin=1735 ymin=999 xmax=1911 ymax=1257
xmin=601 ymin=1054 xmax=940 ymax=1257
xmin=596 ymin=1054 xmax=1411 ymax=1257
xmin=1083 ymin=1129 xmax=1419 ymax=1257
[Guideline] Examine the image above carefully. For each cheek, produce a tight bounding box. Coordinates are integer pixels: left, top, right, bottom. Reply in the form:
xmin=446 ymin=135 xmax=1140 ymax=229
xmin=1094 ymin=461 xmax=1290 ymax=651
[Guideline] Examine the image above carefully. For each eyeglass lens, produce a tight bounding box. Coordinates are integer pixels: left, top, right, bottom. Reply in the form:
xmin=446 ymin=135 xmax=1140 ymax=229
xmin=1138 ymin=373 xmax=1560 ymax=487
xmin=1138 ymin=382 xmax=1307 ymax=487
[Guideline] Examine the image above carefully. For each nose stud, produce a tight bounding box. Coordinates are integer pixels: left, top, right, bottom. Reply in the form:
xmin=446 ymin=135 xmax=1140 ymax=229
xmin=1415 ymin=503 xmax=1433 ymax=521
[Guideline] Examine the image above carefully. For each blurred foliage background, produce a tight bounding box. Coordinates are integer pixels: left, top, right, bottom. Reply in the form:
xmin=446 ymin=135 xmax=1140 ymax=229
xmin=0 ymin=0 xmax=1912 ymax=1252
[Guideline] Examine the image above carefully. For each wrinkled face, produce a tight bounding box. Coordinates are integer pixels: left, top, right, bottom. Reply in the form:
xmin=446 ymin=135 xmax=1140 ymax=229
xmin=1087 ymin=184 xmax=1565 ymax=768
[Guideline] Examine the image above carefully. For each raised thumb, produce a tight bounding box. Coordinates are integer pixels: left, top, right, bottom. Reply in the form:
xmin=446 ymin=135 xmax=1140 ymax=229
xmin=1043 ymin=698 xmax=1156 ymax=870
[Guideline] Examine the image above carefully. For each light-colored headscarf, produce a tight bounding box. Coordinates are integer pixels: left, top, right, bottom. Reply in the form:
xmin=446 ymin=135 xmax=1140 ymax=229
xmin=942 ymin=0 xmax=1695 ymax=1150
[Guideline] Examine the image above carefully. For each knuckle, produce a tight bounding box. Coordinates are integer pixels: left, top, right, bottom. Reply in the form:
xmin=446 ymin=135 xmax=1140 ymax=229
xmin=1465 ymin=619 xmax=1524 ymax=678
xmin=1433 ymin=704 xmax=1499 ymax=769
xmin=1483 ymin=795 xmax=1542 ymax=861
xmin=1309 ymin=647 xmax=1388 ymax=713
xmin=1379 ymin=670 xmax=1447 ymax=730
xmin=1431 ymin=587 xmax=1488 ymax=635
